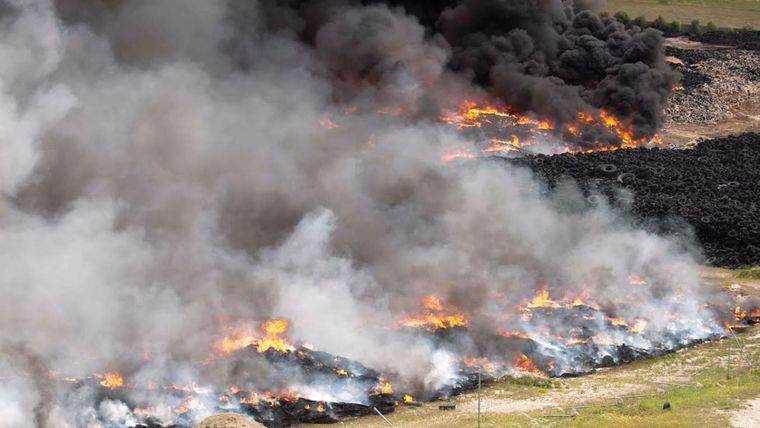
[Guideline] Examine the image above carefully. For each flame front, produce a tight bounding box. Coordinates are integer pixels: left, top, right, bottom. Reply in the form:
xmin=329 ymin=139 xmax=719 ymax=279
xmin=212 ymin=317 xmax=293 ymax=358
xmin=256 ymin=318 xmax=293 ymax=353
xmin=526 ymin=289 xmax=561 ymax=309
xmin=512 ymin=354 xmax=545 ymax=377
xmin=397 ymin=294 xmax=468 ymax=331
xmin=97 ymin=372 xmax=124 ymax=389
xmin=440 ymin=100 xmax=660 ymax=155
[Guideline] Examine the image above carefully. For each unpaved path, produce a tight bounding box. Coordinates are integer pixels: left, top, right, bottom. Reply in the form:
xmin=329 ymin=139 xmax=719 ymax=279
xmin=731 ymin=397 xmax=760 ymax=428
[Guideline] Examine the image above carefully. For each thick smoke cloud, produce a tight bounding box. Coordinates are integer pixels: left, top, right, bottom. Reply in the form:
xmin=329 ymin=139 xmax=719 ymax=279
xmin=438 ymin=0 xmax=676 ymax=141
xmin=0 ymin=1 xmax=713 ymax=426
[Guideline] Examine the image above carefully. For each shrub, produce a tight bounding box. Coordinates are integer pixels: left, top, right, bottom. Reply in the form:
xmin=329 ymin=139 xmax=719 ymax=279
xmin=614 ymin=11 xmax=631 ymax=26
xmin=690 ymin=19 xmax=701 ymax=34
xmin=653 ymin=15 xmax=667 ymax=30
xmin=706 ymin=21 xmax=718 ymax=32
xmin=632 ymin=15 xmax=647 ymax=28
xmin=669 ymin=21 xmax=682 ymax=34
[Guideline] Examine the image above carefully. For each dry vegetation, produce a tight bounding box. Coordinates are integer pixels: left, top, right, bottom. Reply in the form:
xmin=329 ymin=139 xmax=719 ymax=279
xmin=605 ymin=0 xmax=760 ymax=29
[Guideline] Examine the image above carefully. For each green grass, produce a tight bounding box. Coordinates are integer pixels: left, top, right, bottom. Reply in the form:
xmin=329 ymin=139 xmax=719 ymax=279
xmin=736 ymin=265 xmax=760 ymax=279
xmin=605 ymin=0 xmax=760 ymax=29
xmin=402 ymin=366 xmax=760 ymax=428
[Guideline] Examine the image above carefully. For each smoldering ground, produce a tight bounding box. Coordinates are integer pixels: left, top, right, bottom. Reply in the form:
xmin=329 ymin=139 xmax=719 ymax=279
xmin=0 ymin=1 xmax=718 ymax=426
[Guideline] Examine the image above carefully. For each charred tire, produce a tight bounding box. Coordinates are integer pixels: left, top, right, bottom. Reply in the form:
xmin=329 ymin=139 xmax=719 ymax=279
xmin=617 ymin=173 xmax=636 ymax=184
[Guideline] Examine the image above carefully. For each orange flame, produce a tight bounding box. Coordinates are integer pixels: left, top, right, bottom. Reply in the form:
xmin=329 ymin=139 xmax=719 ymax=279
xmin=631 ymin=319 xmax=647 ymax=333
xmin=499 ymin=329 xmax=530 ymax=339
xmin=526 ymin=289 xmax=561 ymax=309
xmin=734 ymin=306 xmax=748 ymax=320
xmin=397 ymin=295 xmax=468 ymax=331
xmin=512 ymin=354 xmax=545 ymax=377
xmin=174 ymin=396 xmax=202 ymax=414
xmin=441 ymin=147 xmax=477 ymax=162
xmin=212 ymin=317 xmax=293 ymax=358
xmin=609 ymin=316 xmax=628 ymax=327
xmin=484 ymin=135 xmax=526 ymax=153
xmin=278 ymin=388 xmax=299 ymax=402
xmin=215 ymin=334 xmax=257 ymax=355
xmin=97 ymin=372 xmax=124 ymax=389
xmin=441 ymin=100 xmax=660 ymax=153
xmin=239 ymin=392 xmax=260 ymax=404
xmin=256 ymin=318 xmax=293 ymax=353
xmin=463 ymin=356 xmax=498 ymax=373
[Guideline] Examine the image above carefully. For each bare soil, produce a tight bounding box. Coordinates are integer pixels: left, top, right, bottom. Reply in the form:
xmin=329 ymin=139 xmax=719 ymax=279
xmin=663 ymin=98 xmax=760 ymax=147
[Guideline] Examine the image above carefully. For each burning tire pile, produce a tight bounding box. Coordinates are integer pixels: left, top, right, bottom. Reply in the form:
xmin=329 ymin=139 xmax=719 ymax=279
xmin=57 ymin=289 xmax=735 ymax=428
xmin=4 ymin=2 xmax=760 ymax=428
xmin=507 ymin=133 xmax=760 ymax=267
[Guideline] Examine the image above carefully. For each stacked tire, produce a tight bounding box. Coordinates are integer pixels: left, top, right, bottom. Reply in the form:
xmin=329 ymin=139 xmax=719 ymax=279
xmin=506 ymin=133 xmax=760 ymax=267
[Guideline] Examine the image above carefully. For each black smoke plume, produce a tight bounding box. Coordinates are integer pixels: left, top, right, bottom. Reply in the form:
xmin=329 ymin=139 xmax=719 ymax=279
xmin=286 ymin=0 xmax=677 ymax=146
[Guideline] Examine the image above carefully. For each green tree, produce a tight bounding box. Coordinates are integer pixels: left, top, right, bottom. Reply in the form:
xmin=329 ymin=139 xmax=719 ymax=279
xmin=706 ymin=21 xmax=718 ymax=32
xmin=669 ymin=21 xmax=682 ymax=34
xmin=632 ymin=15 xmax=647 ymax=28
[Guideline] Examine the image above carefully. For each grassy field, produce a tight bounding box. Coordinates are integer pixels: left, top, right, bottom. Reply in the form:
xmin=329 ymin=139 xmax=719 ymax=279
xmin=605 ymin=0 xmax=760 ymax=29
xmin=312 ymin=267 xmax=760 ymax=428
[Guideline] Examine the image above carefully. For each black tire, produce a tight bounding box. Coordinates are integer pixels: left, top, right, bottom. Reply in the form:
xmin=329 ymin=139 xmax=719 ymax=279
xmin=617 ymin=173 xmax=636 ymax=184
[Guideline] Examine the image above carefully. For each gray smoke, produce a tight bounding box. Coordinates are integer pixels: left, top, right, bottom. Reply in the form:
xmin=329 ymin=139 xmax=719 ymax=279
xmin=0 ymin=1 xmax=717 ymax=426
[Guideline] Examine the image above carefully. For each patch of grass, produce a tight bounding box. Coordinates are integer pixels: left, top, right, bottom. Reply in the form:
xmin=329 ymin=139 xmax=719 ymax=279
xmin=735 ymin=265 xmax=760 ymax=279
xmin=605 ymin=0 xmax=760 ymax=29
xmin=558 ymin=367 xmax=760 ymax=427
xmin=506 ymin=375 xmax=556 ymax=388
xmin=392 ymin=366 xmax=760 ymax=427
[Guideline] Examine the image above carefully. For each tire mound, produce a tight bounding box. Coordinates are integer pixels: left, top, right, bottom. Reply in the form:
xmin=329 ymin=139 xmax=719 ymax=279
xmin=663 ymin=46 xmax=760 ymax=125
xmin=506 ymin=133 xmax=760 ymax=267
xmin=691 ymin=30 xmax=760 ymax=51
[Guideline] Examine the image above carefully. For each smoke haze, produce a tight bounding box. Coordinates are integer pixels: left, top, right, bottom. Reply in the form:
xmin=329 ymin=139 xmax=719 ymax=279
xmin=0 ymin=1 xmax=718 ymax=426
